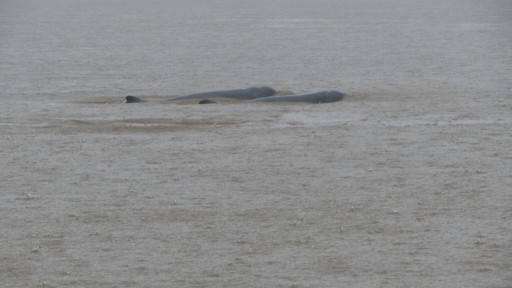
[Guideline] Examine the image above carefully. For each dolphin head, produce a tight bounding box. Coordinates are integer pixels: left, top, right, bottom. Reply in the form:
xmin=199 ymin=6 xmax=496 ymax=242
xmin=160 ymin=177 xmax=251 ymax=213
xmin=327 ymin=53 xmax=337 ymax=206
xmin=125 ymin=95 xmax=143 ymax=103
xmin=318 ymin=91 xmax=344 ymax=103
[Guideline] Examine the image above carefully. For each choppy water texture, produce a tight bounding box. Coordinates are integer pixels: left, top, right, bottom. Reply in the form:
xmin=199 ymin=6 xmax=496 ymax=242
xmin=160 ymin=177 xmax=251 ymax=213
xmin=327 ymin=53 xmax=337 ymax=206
xmin=1 ymin=0 xmax=511 ymax=287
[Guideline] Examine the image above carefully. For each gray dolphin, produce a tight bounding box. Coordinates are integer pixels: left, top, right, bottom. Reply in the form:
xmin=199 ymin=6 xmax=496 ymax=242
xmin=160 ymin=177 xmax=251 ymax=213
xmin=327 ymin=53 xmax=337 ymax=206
xmin=250 ymin=91 xmax=344 ymax=104
xmin=125 ymin=86 xmax=277 ymax=103
xmin=166 ymin=86 xmax=277 ymax=101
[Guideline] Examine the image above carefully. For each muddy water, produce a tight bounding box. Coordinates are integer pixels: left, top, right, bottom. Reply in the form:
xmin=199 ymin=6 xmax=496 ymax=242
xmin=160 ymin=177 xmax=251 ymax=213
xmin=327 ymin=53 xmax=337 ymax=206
xmin=1 ymin=0 xmax=511 ymax=287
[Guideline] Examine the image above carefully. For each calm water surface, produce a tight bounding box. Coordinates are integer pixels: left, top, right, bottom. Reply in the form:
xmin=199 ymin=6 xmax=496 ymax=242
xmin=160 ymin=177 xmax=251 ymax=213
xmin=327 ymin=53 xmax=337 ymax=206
xmin=1 ymin=0 xmax=511 ymax=98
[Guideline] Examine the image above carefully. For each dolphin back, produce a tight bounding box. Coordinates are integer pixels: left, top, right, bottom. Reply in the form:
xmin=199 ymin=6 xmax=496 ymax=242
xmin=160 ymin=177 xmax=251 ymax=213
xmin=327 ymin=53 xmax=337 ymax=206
xmin=167 ymin=86 xmax=277 ymax=101
xmin=251 ymin=91 xmax=344 ymax=104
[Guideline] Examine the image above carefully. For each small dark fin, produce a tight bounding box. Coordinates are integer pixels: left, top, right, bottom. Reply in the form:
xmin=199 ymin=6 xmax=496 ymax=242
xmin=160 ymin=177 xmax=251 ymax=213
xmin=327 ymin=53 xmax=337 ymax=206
xmin=125 ymin=95 xmax=143 ymax=103
xmin=199 ymin=99 xmax=216 ymax=104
